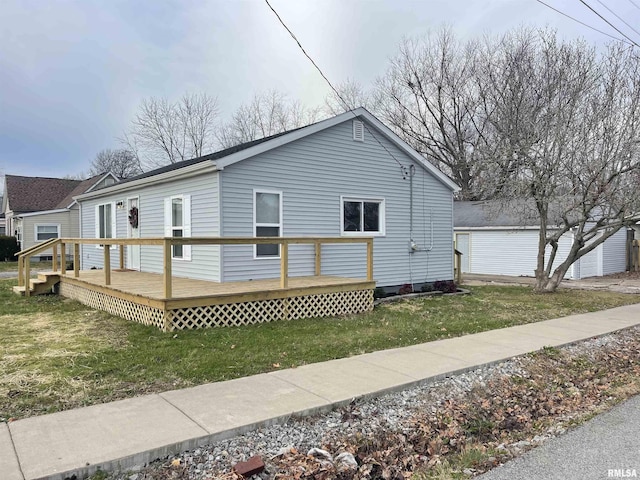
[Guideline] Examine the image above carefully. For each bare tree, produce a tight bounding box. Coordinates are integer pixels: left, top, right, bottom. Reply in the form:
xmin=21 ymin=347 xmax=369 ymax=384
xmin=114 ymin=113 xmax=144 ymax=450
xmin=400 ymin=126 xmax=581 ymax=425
xmin=90 ymin=148 xmax=141 ymax=179
xmin=123 ymin=93 xmax=219 ymax=169
xmin=217 ymin=91 xmax=321 ymax=148
xmin=482 ymin=29 xmax=640 ymax=292
xmin=375 ymin=29 xmax=492 ymax=200
xmin=324 ymin=78 xmax=375 ymax=115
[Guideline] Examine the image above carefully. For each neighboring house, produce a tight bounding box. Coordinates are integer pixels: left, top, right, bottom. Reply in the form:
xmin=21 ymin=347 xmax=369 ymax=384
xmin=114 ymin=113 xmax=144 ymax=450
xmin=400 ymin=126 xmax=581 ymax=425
xmin=454 ymin=200 xmax=628 ymax=279
xmin=75 ymin=108 xmax=460 ymax=290
xmin=2 ymin=173 xmax=118 ymax=260
xmin=0 ymin=195 xmax=5 ymax=234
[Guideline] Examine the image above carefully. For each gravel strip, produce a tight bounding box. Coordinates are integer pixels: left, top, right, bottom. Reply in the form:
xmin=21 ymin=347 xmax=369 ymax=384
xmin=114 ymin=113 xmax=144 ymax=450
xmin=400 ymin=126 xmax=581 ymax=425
xmin=107 ymin=327 xmax=637 ymax=480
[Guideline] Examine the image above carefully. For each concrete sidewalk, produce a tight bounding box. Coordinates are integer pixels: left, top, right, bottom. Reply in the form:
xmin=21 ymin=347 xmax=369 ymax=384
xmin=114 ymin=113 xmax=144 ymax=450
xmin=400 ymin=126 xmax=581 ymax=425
xmin=463 ymin=273 xmax=640 ymax=294
xmin=3 ymin=304 xmax=640 ymax=480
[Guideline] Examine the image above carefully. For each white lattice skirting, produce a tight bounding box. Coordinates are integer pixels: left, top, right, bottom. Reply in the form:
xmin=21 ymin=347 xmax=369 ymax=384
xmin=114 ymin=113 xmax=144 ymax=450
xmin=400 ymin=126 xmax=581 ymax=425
xmin=59 ymin=282 xmax=374 ymax=331
xmin=59 ymin=282 xmax=166 ymax=330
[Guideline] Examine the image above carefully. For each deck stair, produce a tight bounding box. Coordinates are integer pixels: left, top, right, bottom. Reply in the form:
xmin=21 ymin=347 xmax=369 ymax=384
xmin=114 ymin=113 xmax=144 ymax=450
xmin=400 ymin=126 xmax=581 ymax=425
xmin=12 ymin=272 xmax=61 ymax=296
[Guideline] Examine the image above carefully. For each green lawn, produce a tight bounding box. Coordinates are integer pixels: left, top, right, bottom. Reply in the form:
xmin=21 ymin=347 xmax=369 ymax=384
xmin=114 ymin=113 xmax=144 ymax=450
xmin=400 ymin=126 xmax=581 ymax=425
xmin=0 ymin=261 xmax=52 ymax=274
xmin=0 ymin=261 xmax=19 ymax=273
xmin=1 ymin=277 xmax=638 ymax=420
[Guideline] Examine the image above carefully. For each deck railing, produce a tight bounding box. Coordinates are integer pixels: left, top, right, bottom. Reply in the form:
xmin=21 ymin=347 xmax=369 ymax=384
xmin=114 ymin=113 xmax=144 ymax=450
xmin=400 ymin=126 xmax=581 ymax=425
xmin=17 ymin=236 xmax=374 ymax=299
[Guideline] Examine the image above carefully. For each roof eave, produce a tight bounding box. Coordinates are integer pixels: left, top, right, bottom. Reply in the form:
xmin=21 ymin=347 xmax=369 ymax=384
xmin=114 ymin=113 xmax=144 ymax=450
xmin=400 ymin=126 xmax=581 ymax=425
xmin=16 ymin=208 xmax=70 ymax=218
xmin=75 ymin=161 xmax=218 ymax=201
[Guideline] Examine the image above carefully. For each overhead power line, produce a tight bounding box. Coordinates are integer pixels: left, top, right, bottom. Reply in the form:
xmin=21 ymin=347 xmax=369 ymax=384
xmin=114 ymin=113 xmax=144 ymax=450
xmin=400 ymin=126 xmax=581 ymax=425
xmin=626 ymin=0 xmax=640 ymax=12
xmin=534 ymin=0 xmax=634 ymax=45
xmin=577 ymin=0 xmax=640 ymax=47
xmin=263 ymin=0 xmax=410 ymax=175
xmin=594 ymin=0 xmax=640 ymax=39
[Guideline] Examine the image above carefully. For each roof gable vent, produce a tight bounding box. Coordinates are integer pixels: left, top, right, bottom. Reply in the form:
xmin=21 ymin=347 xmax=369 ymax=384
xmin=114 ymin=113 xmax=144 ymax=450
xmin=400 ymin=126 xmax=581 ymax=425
xmin=352 ymin=120 xmax=364 ymax=142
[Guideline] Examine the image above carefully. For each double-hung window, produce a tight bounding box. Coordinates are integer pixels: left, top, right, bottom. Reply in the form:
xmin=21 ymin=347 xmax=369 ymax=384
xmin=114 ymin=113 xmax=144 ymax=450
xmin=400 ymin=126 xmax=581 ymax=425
xmin=35 ymin=224 xmax=60 ymax=241
xmin=341 ymin=197 xmax=385 ymax=236
xmin=95 ymin=202 xmax=116 ymax=247
xmin=164 ymin=195 xmax=191 ymax=260
xmin=254 ymin=190 xmax=282 ymax=258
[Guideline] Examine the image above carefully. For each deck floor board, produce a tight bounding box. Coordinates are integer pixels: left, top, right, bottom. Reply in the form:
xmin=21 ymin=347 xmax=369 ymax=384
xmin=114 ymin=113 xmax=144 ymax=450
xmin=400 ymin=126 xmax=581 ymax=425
xmin=60 ymin=270 xmax=370 ymax=301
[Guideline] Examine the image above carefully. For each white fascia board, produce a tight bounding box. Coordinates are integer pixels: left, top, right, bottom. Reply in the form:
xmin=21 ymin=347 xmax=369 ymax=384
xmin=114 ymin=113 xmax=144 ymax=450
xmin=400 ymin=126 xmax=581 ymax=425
xmin=74 ymin=162 xmax=218 ymax=202
xmin=85 ymin=172 xmax=118 ymax=193
xmin=215 ymin=107 xmax=460 ymax=193
xmin=17 ymin=208 xmax=69 ymax=218
xmin=64 ymin=172 xmax=119 ymax=208
xmin=355 ymin=110 xmax=461 ymax=192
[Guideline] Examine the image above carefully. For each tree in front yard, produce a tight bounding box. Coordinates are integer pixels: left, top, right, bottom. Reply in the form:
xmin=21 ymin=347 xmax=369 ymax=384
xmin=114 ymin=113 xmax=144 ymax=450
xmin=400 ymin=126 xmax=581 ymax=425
xmin=480 ymin=29 xmax=640 ymax=292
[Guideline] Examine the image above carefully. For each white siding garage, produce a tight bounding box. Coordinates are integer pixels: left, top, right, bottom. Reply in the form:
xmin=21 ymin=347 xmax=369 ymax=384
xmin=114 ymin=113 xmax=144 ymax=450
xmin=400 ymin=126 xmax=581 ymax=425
xmin=455 ymin=202 xmax=629 ymax=280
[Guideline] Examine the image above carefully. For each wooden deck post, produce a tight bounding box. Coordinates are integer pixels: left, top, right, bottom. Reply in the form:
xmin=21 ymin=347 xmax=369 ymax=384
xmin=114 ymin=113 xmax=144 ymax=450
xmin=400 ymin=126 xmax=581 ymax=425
xmin=24 ymin=259 xmax=30 ymax=297
xmin=74 ymin=243 xmax=80 ymax=278
xmin=119 ymin=244 xmax=124 ymax=270
xmin=163 ymin=239 xmax=172 ymax=299
xmin=18 ymin=257 xmax=24 ymax=287
xmin=280 ymin=240 xmax=289 ymax=289
xmin=314 ymin=241 xmax=321 ymax=276
xmin=52 ymin=243 xmax=58 ymax=273
xmin=60 ymin=243 xmax=66 ymax=275
xmin=103 ymin=245 xmax=110 ymax=285
xmin=366 ymin=238 xmax=373 ymax=281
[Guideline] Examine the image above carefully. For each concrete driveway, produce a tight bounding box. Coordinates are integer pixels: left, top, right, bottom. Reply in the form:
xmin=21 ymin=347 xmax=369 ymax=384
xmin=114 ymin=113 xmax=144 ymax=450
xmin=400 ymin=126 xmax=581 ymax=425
xmin=463 ymin=273 xmax=640 ymax=294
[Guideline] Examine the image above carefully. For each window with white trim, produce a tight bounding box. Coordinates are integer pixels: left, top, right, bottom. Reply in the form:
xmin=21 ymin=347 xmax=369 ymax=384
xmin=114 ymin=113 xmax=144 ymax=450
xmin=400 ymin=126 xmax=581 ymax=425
xmin=95 ymin=202 xmax=116 ymax=247
xmin=164 ymin=195 xmax=191 ymax=260
xmin=341 ymin=197 xmax=385 ymax=236
xmin=254 ymin=190 xmax=282 ymax=258
xmin=35 ymin=224 xmax=60 ymax=241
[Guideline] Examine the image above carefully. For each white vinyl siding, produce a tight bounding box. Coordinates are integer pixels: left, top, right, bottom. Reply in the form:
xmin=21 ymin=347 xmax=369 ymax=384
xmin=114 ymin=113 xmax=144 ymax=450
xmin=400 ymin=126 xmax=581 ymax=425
xmin=164 ymin=195 xmax=191 ymax=261
xmin=35 ymin=224 xmax=60 ymax=241
xmin=253 ymin=189 xmax=282 ymax=258
xmin=220 ymin=119 xmax=455 ymax=286
xmin=79 ymin=172 xmax=218 ymax=279
xmin=601 ymin=228 xmax=628 ymax=276
xmin=18 ymin=210 xmax=78 ymax=258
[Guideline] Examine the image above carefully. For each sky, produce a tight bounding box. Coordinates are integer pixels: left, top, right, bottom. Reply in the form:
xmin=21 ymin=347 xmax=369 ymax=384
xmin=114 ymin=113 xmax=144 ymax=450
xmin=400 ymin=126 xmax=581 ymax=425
xmin=1 ymin=0 xmax=639 ymax=184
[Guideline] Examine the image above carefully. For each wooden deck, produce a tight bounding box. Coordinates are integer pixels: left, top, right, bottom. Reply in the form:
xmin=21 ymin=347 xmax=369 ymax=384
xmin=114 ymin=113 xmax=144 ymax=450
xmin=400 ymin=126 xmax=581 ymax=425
xmin=17 ymin=236 xmax=376 ymax=331
xmin=57 ymin=270 xmax=375 ymax=331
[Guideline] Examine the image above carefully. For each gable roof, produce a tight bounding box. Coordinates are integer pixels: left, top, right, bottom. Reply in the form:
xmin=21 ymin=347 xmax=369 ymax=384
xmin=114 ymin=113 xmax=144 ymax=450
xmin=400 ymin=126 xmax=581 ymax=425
xmin=5 ymin=175 xmax=82 ymax=214
xmin=77 ymin=108 xmax=460 ymax=201
xmin=119 ymin=127 xmax=303 ymax=185
xmin=55 ymin=172 xmax=116 ymax=209
xmin=4 ymin=173 xmax=117 ymax=215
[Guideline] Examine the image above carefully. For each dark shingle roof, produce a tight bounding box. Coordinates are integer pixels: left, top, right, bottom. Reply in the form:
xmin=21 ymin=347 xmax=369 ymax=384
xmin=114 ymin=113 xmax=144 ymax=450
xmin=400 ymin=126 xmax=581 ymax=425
xmin=55 ymin=173 xmax=110 ymax=208
xmin=119 ymin=127 xmax=307 ymax=185
xmin=454 ymin=200 xmax=540 ymax=228
xmin=5 ymin=175 xmax=83 ymax=214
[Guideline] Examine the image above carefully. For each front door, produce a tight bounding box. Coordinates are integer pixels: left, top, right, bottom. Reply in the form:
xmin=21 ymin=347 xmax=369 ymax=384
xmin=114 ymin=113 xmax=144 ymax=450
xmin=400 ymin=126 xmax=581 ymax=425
xmin=127 ymin=197 xmax=141 ymax=270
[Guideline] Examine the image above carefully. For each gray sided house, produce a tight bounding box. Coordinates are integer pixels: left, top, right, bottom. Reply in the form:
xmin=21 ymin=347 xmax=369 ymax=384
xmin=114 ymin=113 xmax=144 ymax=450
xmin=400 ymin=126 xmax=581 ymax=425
xmin=454 ymin=201 xmax=628 ymax=279
xmin=76 ymin=109 xmax=459 ymax=290
xmin=2 ymin=173 xmax=117 ymax=260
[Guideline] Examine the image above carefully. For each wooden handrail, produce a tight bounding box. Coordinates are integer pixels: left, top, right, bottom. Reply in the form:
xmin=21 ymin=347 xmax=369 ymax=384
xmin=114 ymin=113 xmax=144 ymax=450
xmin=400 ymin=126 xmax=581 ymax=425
xmin=16 ymin=238 xmax=61 ymax=290
xmin=16 ymin=238 xmax=58 ymax=257
xmin=56 ymin=236 xmax=375 ymax=300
